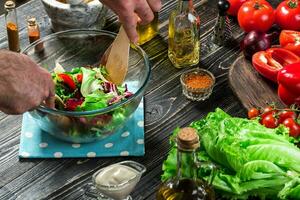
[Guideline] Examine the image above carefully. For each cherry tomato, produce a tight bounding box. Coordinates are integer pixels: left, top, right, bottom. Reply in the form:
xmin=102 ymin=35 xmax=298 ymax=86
xmin=248 ymin=108 xmax=260 ymax=119
xmin=238 ymin=0 xmax=275 ymax=32
xmin=261 ymin=106 xmax=276 ymax=119
xmin=275 ymin=0 xmax=300 ymax=31
xmin=261 ymin=113 xmax=278 ymax=128
xmin=278 ymin=110 xmax=297 ymax=124
xmin=282 ymin=118 xmax=300 ymax=138
xmin=227 ymin=0 xmax=248 ymax=16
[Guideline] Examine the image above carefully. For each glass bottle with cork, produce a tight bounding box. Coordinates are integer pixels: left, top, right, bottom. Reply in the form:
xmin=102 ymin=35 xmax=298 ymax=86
xmin=136 ymin=12 xmax=159 ymax=45
xmin=168 ymin=0 xmax=200 ymax=68
xmin=5 ymin=0 xmax=20 ymax=52
xmin=156 ymin=127 xmax=215 ymax=200
xmin=27 ymin=17 xmax=44 ymax=52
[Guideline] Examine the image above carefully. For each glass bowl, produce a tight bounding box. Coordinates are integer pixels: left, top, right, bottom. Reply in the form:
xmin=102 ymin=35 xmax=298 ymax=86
xmin=22 ymin=30 xmax=150 ymax=143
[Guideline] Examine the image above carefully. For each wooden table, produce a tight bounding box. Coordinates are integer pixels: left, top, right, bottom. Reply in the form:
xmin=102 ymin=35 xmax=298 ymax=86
xmin=0 ymin=0 xmax=281 ymax=199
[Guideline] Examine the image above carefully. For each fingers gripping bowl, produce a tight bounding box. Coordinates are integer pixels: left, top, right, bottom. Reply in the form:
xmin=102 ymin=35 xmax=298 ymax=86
xmin=22 ymin=30 xmax=150 ymax=143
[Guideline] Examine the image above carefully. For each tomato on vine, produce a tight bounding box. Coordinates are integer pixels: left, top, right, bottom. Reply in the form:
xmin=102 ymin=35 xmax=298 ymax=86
xmin=248 ymin=108 xmax=260 ymax=119
xmin=261 ymin=114 xmax=278 ymax=128
xmin=282 ymin=118 xmax=300 ymax=138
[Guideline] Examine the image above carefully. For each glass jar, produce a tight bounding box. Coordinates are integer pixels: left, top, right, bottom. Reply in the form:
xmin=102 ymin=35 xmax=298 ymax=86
xmin=168 ymin=0 xmax=200 ymax=68
xmin=5 ymin=0 xmax=20 ymax=52
xmin=136 ymin=12 xmax=159 ymax=45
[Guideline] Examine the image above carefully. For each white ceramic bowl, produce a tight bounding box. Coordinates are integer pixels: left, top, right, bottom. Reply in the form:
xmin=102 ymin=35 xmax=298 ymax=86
xmin=41 ymin=0 xmax=107 ymax=32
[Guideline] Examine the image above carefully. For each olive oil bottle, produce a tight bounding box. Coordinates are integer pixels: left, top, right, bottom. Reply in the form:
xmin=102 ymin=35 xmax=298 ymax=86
xmin=137 ymin=12 xmax=159 ymax=45
xmin=156 ymin=127 xmax=215 ymax=200
xmin=168 ymin=0 xmax=200 ymax=68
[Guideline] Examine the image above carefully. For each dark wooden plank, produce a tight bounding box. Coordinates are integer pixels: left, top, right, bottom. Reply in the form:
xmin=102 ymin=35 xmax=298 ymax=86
xmin=229 ymin=55 xmax=284 ymax=110
xmin=0 ymin=0 xmax=282 ymax=199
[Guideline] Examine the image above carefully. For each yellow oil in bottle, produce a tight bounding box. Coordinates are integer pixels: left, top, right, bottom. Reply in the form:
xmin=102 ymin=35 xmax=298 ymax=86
xmin=137 ymin=12 xmax=158 ymax=45
xmin=168 ymin=1 xmax=200 ymax=68
xmin=157 ymin=178 xmax=215 ymax=200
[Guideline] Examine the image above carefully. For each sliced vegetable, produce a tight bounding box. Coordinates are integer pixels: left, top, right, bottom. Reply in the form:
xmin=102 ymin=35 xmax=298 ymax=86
xmin=252 ymin=48 xmax=300 ymax=82
xmin=238 ymin=0 xmax=275 ymax=32
xmin=275 ymin=0 xmax=300 ymax=31
xmin=80 ymin=67 xmax=102 ymax=97
xmin=58 ymin=73 xmax=76 ymax=91
xmin=65 ymin=98 xmax=84 ymax=111
xmin=280 ymin=30 xmax=300 ymax=57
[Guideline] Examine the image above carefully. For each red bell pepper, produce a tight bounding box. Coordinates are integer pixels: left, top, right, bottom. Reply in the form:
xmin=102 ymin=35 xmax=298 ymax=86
xmin=252 ymin=48 xmax=300 ymax=82
xmin=278 ymin=62 xmax=300 ymax=94
xmin=58 ymin=73 xmax=76 ymax=91
xmin=280 ymin=30 xmax=300 ymax=57
xmin=76 ymin=74 xmax=83 ymax=83
xmin=278 ymin=85 xmax=300 ymax=106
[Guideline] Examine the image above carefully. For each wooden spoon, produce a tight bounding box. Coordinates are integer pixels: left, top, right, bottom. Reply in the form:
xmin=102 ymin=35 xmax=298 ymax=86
xmin=103 ymin=26 xmax=130 ymax=85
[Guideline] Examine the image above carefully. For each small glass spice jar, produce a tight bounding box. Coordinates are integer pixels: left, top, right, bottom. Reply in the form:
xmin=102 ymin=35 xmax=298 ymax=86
xmin=180 ymin=68 xmax=215 ymax=101
xmin=27 ymin=17 xmax=44 ymax=52
xmin=5 ymin=0 xmax=20 ymax=52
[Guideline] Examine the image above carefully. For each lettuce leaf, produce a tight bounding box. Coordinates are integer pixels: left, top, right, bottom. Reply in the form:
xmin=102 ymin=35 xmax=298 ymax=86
xmin=162 ymin=108 xmax=300 ymax=199
xmin=80 ymin=67 xmax=103 ymax=97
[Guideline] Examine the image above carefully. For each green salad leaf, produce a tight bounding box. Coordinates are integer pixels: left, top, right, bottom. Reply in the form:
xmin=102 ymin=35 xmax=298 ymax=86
xmin=80 ymin=67 xmax=103 ymax=97
xmin=162 ymin=108 xmax=300 ymax=199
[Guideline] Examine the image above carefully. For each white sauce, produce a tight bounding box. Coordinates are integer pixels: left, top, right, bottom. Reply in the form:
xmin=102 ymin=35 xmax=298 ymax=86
xmin=94 ymin=164 xmax=140 ymax=200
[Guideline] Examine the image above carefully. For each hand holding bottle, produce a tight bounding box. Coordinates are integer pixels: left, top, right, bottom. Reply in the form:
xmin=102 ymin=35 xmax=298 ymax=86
xmin=99 ymin=0 xmax=162 ymax=43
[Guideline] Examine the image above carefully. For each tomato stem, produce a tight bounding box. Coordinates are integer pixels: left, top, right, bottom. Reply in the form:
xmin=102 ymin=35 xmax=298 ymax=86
xmin=254 ymin=2 xmax=261 ymax=9
xmin=287 ymin=0 xmax=298 ymax=8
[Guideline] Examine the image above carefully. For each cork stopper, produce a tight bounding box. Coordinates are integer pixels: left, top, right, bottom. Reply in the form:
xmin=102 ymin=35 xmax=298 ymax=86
xmin=4 ymin=1 xmax=15 ymax=9
xmin=27 ymin=17 xmax=36 ymax=26
xmin=177 ymin=127 xmax=200 ymax=151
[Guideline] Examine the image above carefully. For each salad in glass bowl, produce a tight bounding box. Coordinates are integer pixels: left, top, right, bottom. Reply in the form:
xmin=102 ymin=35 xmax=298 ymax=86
xmin=23 ymin=30 xmax=150 ymax=143
xmin=53 ymin=64 xmax=133 ymax=112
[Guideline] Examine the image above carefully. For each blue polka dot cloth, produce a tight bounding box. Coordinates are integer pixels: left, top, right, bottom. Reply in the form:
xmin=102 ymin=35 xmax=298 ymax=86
xmin=19 ymin=102 xmax=145 ymax=158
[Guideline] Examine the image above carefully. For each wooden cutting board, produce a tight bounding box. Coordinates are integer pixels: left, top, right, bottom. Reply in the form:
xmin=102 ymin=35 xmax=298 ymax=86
xmin=228 ymin=55 xmax=285 ymax=110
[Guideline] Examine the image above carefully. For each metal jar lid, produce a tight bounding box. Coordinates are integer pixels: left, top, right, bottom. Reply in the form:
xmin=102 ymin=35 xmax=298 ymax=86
xmin=4 ymin=1 xmax=15 ymax=9
xmin=177 ymin=127 xmax=200 ymax=151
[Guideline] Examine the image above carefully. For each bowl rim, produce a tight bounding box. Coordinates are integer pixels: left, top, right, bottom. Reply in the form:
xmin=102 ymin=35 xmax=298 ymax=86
xmin=22 ymin=29 xmax=151 ymax=117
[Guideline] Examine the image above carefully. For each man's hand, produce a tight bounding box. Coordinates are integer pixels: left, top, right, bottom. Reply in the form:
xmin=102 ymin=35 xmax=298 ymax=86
xmin=100 ymin=0 xmax=162 ymax=43
xmin=0 ymin=50 xmax=55 ymax=114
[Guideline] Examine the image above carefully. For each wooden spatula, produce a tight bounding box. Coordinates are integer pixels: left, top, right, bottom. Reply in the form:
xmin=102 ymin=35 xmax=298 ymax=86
xmin=104 ymin=26 xmax=130 ymax=85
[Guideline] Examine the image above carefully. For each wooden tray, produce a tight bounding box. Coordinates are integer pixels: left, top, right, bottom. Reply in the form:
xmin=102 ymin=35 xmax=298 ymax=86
xmin=229 ymin=55 xmax=285 ymax=110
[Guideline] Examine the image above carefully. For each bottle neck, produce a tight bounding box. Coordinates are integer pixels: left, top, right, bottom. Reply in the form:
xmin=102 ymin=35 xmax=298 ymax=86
xmin=177 ymin=0 xmax=192 ymax=13
xmin=176 ymin=148 xmax=198 ymax=180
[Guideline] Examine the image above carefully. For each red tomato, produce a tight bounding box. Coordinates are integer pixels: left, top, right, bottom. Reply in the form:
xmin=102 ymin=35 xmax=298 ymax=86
xmin=278 ymin=110 xmax=297 ymax=124
xmin=261 ymin=106 xmax=276 ymax=119
xmin=282 ymin=118 xmax=300 ymax=138
xmin=227 ymin=0 xmax=248 ymax=16
xmin=238 ymin=0 xmax=275 ymax=32
xmin=248 ymin=108 xmax=260 ymax=119
xmin=261 ymin=113 xmax=278 ymax=128
xmin=275 ymin=0 xmax=300 ymax=31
